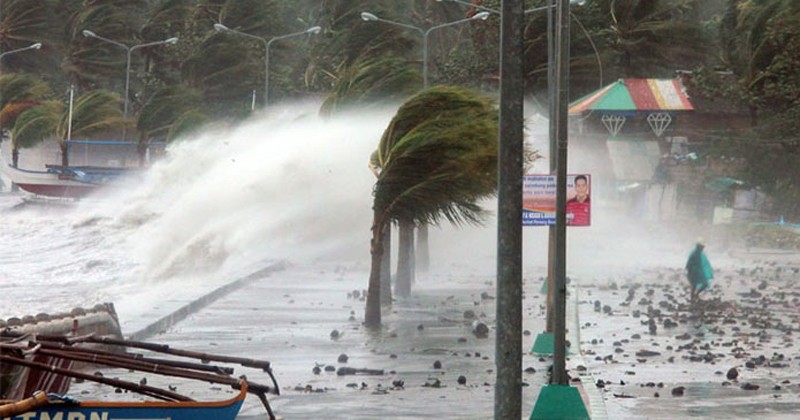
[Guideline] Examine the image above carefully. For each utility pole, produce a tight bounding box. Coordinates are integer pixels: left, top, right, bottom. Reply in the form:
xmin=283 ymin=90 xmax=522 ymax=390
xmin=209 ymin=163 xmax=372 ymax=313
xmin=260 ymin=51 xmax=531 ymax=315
xmin=494 ymin=0 xmax=524 ymax=418
xmin=552 ymin=0 xmax=572 ymax=387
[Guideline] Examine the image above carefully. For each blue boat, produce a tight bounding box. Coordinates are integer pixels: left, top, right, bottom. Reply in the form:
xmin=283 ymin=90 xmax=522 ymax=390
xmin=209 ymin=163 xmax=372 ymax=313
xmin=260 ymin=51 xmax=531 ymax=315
xmin=1 ymin=380 xmax=248 ymax=420
xmin=1 ymin=332 xmax=279 ymax=420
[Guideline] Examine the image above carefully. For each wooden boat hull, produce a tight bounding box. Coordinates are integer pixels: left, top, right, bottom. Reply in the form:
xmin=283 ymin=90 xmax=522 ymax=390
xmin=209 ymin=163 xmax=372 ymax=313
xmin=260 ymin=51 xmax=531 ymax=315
xmin=2 ymin=382 xmax=247 ymax=420
xmin=1 ymin=304 xmax=123 ymax=400
xmin=1 ymin=164 xmax=99 ymax=199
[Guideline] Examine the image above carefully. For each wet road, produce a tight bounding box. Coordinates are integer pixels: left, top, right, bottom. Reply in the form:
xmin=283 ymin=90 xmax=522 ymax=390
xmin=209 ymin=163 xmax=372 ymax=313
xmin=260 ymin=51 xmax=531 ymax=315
xmin=71 ymin=262 xmax=558 ymax=419
xmin=576 ymin=250 xmax=800 ymax=419
xmin=69 ymin=248 xmax=800 ymax=419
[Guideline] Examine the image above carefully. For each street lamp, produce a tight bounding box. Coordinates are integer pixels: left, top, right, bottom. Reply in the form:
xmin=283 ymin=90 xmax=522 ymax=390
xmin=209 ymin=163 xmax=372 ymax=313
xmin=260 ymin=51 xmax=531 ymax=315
xmin=82 ymin=30 xmax=178 ymax=118
xmin=213 ymin=24 xmax=321 ymax=106
xmin=436 ymin=0 xmax=585 ymax=14
xmin=0 ymin=42 xmax=42 ymax=61
xmin=361 ymin=11 xmax=490 ymax=88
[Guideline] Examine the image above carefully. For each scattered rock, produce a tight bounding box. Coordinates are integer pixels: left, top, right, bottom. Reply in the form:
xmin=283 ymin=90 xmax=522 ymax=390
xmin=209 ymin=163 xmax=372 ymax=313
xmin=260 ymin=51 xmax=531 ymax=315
xmin=472 ymin=321 xmax=489 ymax=338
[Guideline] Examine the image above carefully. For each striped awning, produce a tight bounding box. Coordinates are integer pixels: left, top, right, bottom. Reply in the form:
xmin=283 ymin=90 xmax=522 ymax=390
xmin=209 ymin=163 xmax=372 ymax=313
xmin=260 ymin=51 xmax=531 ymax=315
xmin=569 ymin=79 xmax=694 ymax=115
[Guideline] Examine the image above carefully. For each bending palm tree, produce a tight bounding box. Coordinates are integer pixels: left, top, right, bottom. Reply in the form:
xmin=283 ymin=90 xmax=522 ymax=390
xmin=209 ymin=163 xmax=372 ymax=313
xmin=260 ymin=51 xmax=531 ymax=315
xmin=365 ymin=86 xmax=499 ymax=328
xmin=11 ymin=89 xmax=126 ymax=167
xmin=0 ymin=73 xmax=51 ymax=166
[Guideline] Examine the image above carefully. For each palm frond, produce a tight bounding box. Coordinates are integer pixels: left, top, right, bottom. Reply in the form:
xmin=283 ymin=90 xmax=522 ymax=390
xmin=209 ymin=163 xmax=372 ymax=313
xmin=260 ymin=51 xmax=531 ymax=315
xmin=10 ymin=100 xmax=62 ymax=149
xmin=59 ymin=89 xmax=126 ymax=140
xmin=372 ymin=86 xmax=499 ymax=229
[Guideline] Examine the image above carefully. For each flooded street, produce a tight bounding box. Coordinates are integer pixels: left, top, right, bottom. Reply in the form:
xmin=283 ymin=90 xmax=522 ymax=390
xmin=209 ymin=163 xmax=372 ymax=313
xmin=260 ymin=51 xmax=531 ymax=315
xmin=576 ymin=250 xmax=800 ymax=419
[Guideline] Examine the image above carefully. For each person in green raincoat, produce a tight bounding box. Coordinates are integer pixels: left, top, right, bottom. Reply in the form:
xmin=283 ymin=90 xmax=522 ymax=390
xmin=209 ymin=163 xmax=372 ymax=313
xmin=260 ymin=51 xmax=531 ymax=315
xmin=685 ymin=238 xmax=713 ymax=303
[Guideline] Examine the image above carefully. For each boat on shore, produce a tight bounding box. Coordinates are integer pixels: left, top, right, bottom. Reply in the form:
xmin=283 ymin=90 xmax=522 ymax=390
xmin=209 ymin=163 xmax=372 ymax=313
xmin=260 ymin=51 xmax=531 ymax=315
xmin=0 ymin=331 xmax=280 ymax=419
xmin=1 ymin=139 xmax=163 ymax=199
xmin=0 ymin=304 xmax=122 ymax=401
xmin=1 ymin=163 xmax=134 ymax=199
xmin=0 ymin=378 xmax=249 ymax=420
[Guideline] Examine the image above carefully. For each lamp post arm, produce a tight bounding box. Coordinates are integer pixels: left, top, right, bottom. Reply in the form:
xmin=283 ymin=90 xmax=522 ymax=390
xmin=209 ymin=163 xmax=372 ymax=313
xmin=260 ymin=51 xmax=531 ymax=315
xmin=87 ymin=33 xmax=129 ymax=51
xmin=425 ymin=14 xmax=484 ymax=36
xmin=221 ymin=27 xmax=266 ymax=45
xmin=264 ymin=29 xmax=319 ymax=106
xmin=440 ymin=0 xmax=585 ymax=15
xmin=129 ymin=39 xmax=176 ymax=53
xmin=439 ymin=0 xmax=500 ymax=14
xmin=423 ymin=14 xmax=487 ymax=88
xmin=372 ymin=18 xmax=425 ymax=36
xmin=0 ymin=43 xmax=42 ymax=60
xmin=123 ymin=39 xmax=177 ymax=118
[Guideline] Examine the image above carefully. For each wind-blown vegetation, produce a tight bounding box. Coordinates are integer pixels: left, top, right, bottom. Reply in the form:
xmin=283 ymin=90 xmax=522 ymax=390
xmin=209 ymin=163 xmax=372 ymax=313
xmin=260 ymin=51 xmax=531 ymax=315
xmin=0 ymin=0 xmax=797 ymax=212
xmin=365 ymin=86 xmax=499 ymax=327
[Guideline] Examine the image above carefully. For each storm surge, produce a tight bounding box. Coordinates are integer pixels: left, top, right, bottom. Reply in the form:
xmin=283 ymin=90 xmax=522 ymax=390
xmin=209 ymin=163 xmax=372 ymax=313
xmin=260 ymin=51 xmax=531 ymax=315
xmin=87 ymin=102 xmax=395 ymax=282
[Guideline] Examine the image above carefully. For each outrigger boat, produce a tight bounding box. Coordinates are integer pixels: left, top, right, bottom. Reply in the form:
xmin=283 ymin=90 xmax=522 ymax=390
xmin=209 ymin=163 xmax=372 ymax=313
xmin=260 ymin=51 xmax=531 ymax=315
xmin=1 ymin=163 xmax=136 ymax=199
xmin=0 ymin=380 xmax=248 ymax=420
xmin=0 ymin=332 xmax=280 ymax=419
xmin=1 ymin=139 xmax=164 ymax=199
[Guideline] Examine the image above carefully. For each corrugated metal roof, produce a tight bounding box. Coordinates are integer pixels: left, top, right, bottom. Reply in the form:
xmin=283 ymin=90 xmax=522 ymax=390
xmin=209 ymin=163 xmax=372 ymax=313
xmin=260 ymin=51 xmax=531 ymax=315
xmin=569 ymin=79 xmax=694 ymax=115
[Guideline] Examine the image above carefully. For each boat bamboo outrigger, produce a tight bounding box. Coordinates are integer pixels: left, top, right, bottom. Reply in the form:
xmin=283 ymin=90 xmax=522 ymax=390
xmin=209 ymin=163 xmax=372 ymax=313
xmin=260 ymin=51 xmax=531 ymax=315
xmin=0 ymin=331 xmax=280 ymax=419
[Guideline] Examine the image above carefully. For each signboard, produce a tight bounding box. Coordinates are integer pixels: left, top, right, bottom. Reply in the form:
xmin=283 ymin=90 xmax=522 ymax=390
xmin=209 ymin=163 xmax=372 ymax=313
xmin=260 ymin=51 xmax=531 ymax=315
xmin=523 ymin=174 xmax=591 ymax=226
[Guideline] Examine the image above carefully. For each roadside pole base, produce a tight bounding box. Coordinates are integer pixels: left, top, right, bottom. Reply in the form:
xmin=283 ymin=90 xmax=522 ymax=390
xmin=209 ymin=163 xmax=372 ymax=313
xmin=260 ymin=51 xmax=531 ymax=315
xmin=531 ymin=332 xmax=570 ymax=355
xmin=531 ymin=384 xmax=589 ymax=420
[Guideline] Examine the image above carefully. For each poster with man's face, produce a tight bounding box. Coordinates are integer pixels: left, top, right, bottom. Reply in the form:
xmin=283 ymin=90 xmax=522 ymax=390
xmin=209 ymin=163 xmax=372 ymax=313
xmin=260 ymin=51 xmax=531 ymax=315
xmin=566 ymin=174 xmax=591 ymax=226
xmin=522 ymin=174 xmax=591 ymax=226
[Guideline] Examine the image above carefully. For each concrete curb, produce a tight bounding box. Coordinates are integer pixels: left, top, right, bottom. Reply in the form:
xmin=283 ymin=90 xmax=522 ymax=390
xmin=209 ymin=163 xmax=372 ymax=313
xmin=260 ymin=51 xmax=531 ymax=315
xmin=127 ymin=261 xmax=286 ymax=341
xmin=568 ymin=283 xmax=608 ymax=419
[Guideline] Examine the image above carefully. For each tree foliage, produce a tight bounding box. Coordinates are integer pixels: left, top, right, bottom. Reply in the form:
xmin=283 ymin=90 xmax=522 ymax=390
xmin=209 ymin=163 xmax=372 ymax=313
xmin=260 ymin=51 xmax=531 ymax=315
xmin=365 ymin=86 xmax=499 ymax=326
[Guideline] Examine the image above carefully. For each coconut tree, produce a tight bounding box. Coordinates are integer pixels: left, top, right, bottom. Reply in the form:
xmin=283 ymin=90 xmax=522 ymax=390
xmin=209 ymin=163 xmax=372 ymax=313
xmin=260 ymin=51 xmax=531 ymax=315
xmin=136 ymin=84 xmax=208 ymax=164
xmin=0 ymin=73 xmax=53 ymax=166
xmin=321 ymin=55 xmax=419 ymax=116
xmin=364 ymin=86 xmax=499 ymax=328
xmin=11 ymin=89 xmax=126 ymax=167
xmin=0 ymin=0 xmax=57 ymax=75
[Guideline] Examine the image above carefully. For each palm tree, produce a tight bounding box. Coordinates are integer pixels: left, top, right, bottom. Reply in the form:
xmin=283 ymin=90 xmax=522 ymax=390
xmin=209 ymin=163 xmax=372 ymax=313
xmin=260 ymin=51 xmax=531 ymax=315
xmin=0 ymin=0 xmax=57 ymax=74
xmin=365 ymin=86 xmax=499 ymax=328
xmin=0 ymin=73 xmax=53 ymax=166
xmin=136 ymin=84 xmax=208 ymax=164
xmin=11 ymin=89 xmax=126 ymax=167
xmin=320 ymin=55 xmax=419 ymax=116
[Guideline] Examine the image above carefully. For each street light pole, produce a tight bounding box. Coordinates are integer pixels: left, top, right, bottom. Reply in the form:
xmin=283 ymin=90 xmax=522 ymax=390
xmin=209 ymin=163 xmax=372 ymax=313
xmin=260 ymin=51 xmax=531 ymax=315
xmin=82 ymin=30 xmax=178 ymax=118
xmin=213 ymin=24 xmax=321 ymax=106
xmin=436 ymin=0 xmax=586 ymax=15
xmin=0 ymin=42 xmax=43 ymax=62
xmin=423 ymin=12 xmax=489 ymax=88
xmin=360 ymin=11 xmax=489 ymax=89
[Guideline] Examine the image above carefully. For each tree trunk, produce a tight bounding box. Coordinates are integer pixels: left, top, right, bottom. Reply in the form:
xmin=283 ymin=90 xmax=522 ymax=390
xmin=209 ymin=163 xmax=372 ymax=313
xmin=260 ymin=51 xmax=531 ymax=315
xmin=365 ymin=213 xmax=385 ymax=329
xmin=417 ymin=224 xmax=430 ymax=274
xmin=138 ymin=134 xmax=148 ymax=168
xmin=60 ymin=141 xmax=69 ymax=167
xmin=380 ymin=224 xmax=392 ymax=306
xmin=395 ymin=219 xmax=414 ymax=298
xmin=12 ymin=147 xmax=19 ymax=167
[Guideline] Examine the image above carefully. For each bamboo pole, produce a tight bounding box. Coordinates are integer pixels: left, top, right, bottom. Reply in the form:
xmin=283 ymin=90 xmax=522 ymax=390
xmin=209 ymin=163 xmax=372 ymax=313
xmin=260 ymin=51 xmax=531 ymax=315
xmin=37 ymin=348 xmax=277 ymax=396
xmin=34 ymin=341 xmax=234 ymax=375
xmin=0 ymin=355 xmax=191 ymax=401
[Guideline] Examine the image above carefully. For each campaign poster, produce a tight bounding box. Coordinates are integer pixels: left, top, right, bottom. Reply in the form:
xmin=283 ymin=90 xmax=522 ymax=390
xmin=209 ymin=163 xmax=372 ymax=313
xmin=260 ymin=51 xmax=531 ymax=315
xmin=523 ymin=175 xmax=556 ymax=226
xmin=523 ymin=174 xmax=591 ymax=226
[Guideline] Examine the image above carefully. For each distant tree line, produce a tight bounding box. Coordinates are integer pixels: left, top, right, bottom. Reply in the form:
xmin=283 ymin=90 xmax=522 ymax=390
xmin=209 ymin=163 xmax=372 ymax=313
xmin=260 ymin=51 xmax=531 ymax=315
xmin=0 ymin=0 xmax=798 ymax=217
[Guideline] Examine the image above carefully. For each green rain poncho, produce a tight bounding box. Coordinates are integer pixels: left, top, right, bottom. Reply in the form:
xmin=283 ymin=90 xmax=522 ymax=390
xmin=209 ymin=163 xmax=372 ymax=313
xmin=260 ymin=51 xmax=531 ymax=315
xmin=686 ymin=244 xmax=713 ymax=291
